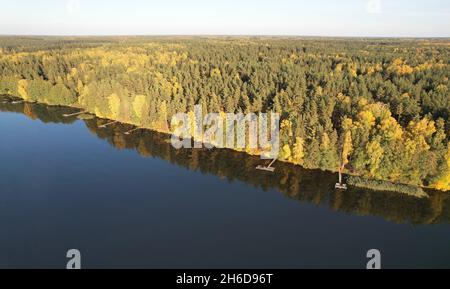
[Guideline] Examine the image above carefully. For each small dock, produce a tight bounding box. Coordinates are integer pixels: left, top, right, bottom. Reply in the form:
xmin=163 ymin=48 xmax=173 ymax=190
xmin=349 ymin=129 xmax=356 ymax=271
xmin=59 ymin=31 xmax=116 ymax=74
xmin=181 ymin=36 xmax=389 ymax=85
xmin=63 ymin=111 xmax=85 ymax=117
xmin=256 ymin=159 xmax=277 ymax=172
xmin=124 ymin=127 xmax=143 ymax=135
xmin=99 ymin=120 xmax=119 ymax=128
xmin=335 ymin=183 xmax=348 ymax=190
xmin=335 ymin=167 xmax=348 ymax=190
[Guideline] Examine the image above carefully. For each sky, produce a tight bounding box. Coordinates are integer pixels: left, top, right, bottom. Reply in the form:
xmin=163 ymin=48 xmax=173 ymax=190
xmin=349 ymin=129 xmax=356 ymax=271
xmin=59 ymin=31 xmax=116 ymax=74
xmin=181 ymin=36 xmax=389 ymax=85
xmin=0 ymin=0 xmax=449 ymax=37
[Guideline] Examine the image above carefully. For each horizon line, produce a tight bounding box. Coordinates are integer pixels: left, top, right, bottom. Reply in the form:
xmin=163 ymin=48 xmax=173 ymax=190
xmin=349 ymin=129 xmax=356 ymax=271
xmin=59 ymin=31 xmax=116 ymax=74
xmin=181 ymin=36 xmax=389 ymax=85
xmin=1 ymin=34 xmax=449 ymax=39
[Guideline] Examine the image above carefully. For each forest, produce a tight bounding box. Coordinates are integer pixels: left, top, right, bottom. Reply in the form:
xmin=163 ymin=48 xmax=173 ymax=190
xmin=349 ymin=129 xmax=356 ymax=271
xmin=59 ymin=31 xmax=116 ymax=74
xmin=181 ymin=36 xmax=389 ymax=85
xmin=0 ymin=36 xmax=449 ymax=191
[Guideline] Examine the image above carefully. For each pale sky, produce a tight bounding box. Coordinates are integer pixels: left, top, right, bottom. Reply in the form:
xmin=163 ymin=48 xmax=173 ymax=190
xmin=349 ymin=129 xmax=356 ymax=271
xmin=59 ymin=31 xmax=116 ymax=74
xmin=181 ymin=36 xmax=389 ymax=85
xmin=0 ymin=0 xmax=449 ymax=37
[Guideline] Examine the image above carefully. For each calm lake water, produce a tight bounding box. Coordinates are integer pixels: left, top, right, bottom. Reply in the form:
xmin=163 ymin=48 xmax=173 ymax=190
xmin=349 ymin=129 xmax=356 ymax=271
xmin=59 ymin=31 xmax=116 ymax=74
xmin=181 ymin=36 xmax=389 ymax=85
xmin=1 ymin=97 xmax=449 ymax=269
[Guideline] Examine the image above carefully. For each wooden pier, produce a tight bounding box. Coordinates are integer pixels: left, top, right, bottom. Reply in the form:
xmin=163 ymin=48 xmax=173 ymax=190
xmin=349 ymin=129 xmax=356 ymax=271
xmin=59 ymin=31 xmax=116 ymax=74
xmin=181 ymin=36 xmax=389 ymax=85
xmin=335 ymin=167 xmax=348 ymax=190
xmin=63 ymin=111 xmax=85 ymax=117
xmin=124 ymin=127 xmax=143 ymax=135
xmin=99 ymin=120 xmax=119 ymax=128
xmin=256 ymin=159 xmax=277 ymax=172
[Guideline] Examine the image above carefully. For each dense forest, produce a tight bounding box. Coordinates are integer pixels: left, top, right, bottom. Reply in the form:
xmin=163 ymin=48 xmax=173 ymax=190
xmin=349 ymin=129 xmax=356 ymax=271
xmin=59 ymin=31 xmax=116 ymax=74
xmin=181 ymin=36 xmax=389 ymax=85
xmin=0 ymin=36 xmax=449 ymax=191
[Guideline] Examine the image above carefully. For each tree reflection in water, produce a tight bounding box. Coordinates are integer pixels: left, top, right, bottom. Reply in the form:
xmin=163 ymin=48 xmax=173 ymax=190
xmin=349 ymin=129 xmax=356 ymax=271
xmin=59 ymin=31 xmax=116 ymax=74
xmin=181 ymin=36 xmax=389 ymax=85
xmin=1 ymin=95 xmax=449 ymax=226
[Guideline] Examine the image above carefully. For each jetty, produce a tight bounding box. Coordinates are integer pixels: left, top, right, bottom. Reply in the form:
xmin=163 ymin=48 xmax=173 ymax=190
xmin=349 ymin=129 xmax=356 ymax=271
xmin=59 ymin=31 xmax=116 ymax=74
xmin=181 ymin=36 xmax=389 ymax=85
xmin=63 ymin=111 xmax=85 ymax=117
xmin=256 ymin=159 xmax=277 ymax=172
xmin=99 ymin=120 xmax=119 ymax=128
xmin=124 ymin=127 xmax=143 ymax=135
xmin=335 ymin=167 xmax=347 ymax=190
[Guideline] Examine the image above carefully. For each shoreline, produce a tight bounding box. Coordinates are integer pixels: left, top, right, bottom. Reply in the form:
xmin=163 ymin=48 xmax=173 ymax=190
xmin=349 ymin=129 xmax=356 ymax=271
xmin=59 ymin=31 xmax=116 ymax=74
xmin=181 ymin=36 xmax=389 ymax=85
xmin=1 ymin=94 xmax=434 ymax=197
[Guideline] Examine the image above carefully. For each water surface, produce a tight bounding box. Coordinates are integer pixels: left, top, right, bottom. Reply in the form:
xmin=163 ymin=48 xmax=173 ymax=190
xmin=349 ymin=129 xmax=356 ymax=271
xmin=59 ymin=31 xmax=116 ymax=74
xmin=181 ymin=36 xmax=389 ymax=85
xmin=1 ymin=98 xmax=449 ymax=269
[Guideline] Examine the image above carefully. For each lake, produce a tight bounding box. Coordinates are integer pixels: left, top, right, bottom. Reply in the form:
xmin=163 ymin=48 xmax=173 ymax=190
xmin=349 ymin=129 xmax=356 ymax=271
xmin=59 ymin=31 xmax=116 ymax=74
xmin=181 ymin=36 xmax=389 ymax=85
xmin=1 ymin=97 xmax=449 ymax=269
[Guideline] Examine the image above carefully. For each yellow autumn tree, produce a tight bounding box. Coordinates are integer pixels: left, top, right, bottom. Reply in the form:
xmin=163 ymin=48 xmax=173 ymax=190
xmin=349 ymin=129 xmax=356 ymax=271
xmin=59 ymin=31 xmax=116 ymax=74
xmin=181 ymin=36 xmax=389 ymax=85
xmin=405 ymin=118 xmax=436 ymax=155
xmin=76 ymin=79 xmax=84 ymax=95
xmin=17 ymin=79 xmax=29 ymax=100
xmin=431 ymin=147 xmax=450 ymax=191
xmin=108 ymin=93 xmax=121 ymax=120
xmin=292 ymin=137 xmax=305 ymax=165
xmin=357 ymin=110 xmax=376 ymax=129
xmin=280 ymin=119 xmax=293 ymax=138
xmin=408 ymin=118 xmax=436 ymax=139
xmin=158 ymin=100 xmax=169 ymax=132
xmin=279 ymin=144 xmax=292 ymax=161
xmin=133 ymin=94 xmax=147 ymax=122
xmin=366 ymin=139 xmax=384 ymax=178
xmin=342 ymin=116 xmax=353 ymax=132
xmin=341 ymin=130 xmax=353 ymax=170
xmin=388 ymin=58 xmax=414 ymax=75
xmin=379 ymin=117 xmax=403 ymax=141
xmin=78 ymin=85 xmax=90 ymax=108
